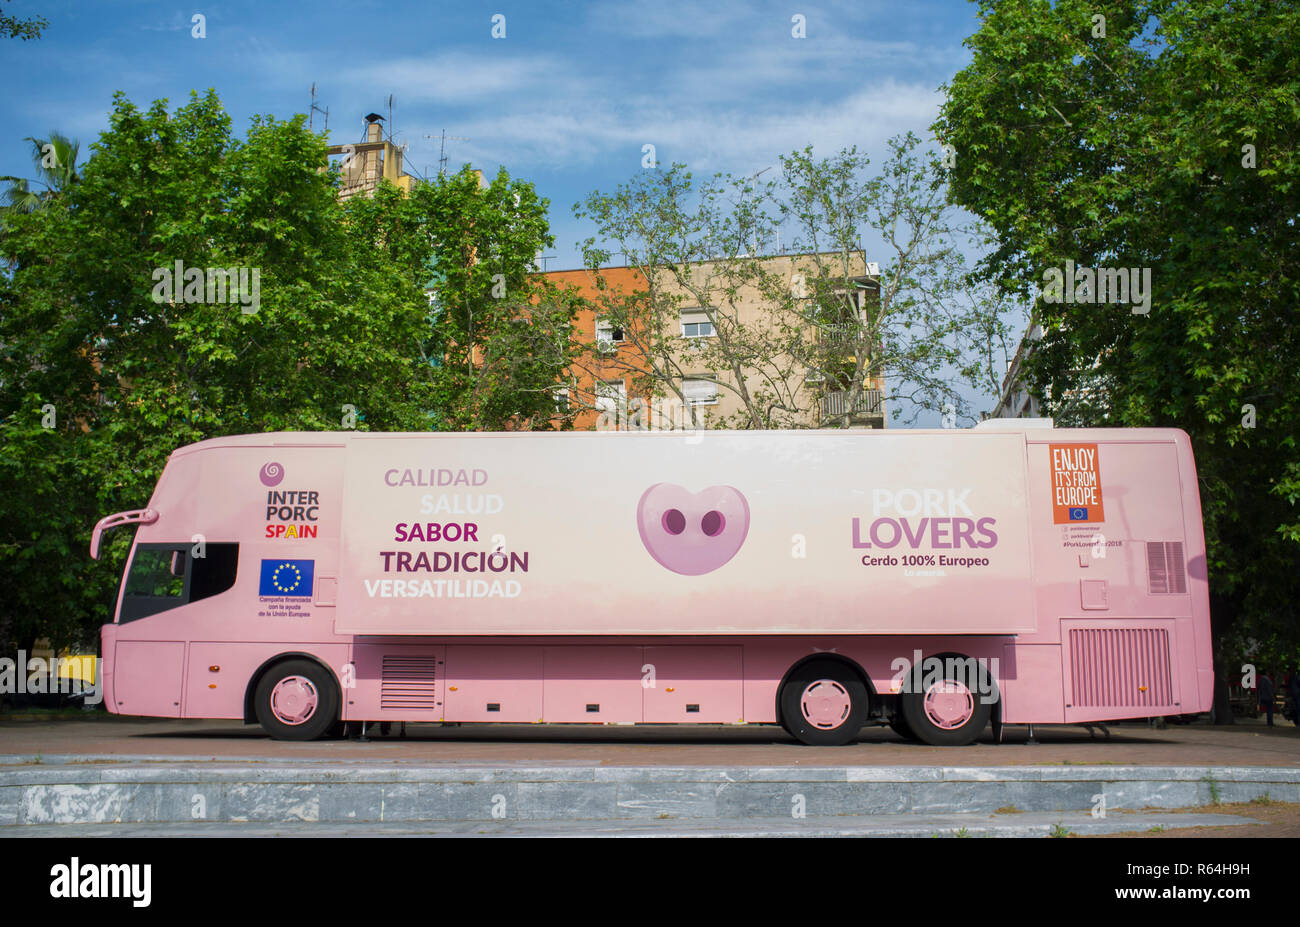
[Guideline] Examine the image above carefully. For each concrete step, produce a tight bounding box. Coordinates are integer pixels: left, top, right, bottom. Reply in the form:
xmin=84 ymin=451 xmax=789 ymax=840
xmin=1 ymin=810 xmax=1255 ymax=838
xmin=2 ymin=756 xmax=1295 ymax=827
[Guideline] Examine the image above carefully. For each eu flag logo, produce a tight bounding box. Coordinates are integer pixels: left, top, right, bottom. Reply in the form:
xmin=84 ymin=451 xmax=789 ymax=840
xmin=1068 ymin=507 xmax=1089 ymax=521
xmin=259 ymin=559 xmax=314 ymax=597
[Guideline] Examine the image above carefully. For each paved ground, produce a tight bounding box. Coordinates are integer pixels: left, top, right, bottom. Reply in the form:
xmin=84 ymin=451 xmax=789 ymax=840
xmin=0 ymin=809 xmax=1257 ymax=838
xmin=1081 ymin=799 xmax=1300 ymax=838
xmin=1 ymin=715 xmax=1298 ymax=767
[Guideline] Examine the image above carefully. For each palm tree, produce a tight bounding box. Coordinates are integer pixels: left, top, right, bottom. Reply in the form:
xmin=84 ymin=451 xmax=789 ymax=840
xmin=1 ymin=133 xmax=82 ymax=215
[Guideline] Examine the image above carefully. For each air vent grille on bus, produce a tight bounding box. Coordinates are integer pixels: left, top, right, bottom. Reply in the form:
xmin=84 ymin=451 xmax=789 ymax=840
xmin=380 ymin=655 xmax=440 ymax=710
xmin=1146 ymin=541 xmax=1187 ymax=594
xmin=1068 ymin=627 xmax=1173 ymax=709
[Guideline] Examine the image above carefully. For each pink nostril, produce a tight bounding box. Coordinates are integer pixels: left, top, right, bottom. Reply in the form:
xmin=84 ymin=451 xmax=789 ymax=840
xmin=662 ymin=509 xmax=686 ymax=535
xmin=701 ymin=510 xmax=725 ymax=537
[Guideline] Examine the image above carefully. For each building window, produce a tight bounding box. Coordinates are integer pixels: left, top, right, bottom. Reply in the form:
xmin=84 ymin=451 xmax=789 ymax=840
xmin=596 ymin=319 xmax=624 ymax=352
xmin=553 ymin=388 xmax=570 ymax=413
xmin=595 ymin=380 xmax=626 ymax=415
xmin=682 ymin=377 xmax=719 ymax=406
xmin=680 ymin=310 xmax=715 ymax=338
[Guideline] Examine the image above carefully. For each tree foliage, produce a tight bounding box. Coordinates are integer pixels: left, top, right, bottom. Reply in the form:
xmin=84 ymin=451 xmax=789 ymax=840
xmin=0 ymin=133 xmax=81 ymax=214
xmin=574 ymin=134 xmax=1013 ymax=429
xmin=935 ymin=0 xmax=1300 ymax=670
xmin=0 ymin=0 xmax=46 ymax=41
xmin=0 ymin=89 xmax=572 ymax=653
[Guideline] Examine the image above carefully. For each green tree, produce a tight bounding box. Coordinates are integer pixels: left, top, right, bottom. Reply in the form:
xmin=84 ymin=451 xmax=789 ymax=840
xmin=0 ymin=89 xmax=569 ymax=658
xmin=574 ymin=135 xmax=1013 ymax=429
xmin=351 ymin=168 xmax=580 ymax=431
xmin=935 ymin=0 xmax=1300 ymax=705
xmin=0 ymin=133 xmax=81 ymax=215
xmin=0 ymin=0 xmax=46 ymax=41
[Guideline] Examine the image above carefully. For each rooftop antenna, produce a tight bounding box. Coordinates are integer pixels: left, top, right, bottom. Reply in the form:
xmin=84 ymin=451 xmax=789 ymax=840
xmin=426 ymin=130 xmax=471 ymax=176
xmin=308 ymin=82 xmax=329 ymax=135
xmin=386 ymin=94 xmax=394 ymax=142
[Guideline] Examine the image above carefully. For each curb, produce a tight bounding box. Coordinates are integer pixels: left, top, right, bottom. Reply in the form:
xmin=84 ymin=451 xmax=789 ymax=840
xmin=2 ymin=758 xmax=1295 ymax=827
xmin=2 ymin=811 xmax=1257 ymax=838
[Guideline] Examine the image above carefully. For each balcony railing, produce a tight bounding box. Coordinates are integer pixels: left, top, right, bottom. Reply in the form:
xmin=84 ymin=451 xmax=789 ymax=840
xmin=822 ymin=389 xmax=883 ymax=418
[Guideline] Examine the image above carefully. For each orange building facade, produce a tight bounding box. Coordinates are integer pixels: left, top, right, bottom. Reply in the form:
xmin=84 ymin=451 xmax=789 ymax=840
xmin=543 ymin=265 xmax=651 ymax=431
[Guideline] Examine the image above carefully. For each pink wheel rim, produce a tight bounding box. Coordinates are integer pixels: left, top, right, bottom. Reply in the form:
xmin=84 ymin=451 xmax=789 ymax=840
xmin=801 ymin=679 xmax=851 ymax=730
xmin=270 ymin=676 xmax=319 ymax=726
xmin=924 ymin=679 xmax=975 ymax=730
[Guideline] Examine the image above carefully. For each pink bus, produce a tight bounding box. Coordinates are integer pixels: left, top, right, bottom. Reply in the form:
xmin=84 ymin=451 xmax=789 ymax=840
xmin=89 ymin=423 xmax=1212 ymax=746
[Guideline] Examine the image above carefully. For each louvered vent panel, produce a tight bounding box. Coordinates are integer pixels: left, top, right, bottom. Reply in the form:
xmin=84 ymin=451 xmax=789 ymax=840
xmin=1069 ymin=627 xmax=1173 ymax=708
xmin=1146 ymin=541 xmax=1187 ymax=594
xmin=381 ymin=655 xmax=440 ymax=710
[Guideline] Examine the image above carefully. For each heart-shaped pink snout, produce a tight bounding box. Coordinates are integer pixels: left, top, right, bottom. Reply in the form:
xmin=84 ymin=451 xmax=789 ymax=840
xmin=636 ymin=483 xmax=750 ymax=575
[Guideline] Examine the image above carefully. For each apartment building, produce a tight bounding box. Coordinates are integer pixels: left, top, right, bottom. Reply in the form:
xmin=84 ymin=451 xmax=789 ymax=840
xmin=987 ymin=323 xmax=1044 ymax=419
xmin=544 ymin=251 xmax=886 ymax=431
xmin=986 ymin=322 xmax=1112 ymax=424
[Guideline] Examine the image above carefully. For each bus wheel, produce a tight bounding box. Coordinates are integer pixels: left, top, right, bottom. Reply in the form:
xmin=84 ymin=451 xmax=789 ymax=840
xmin=254 ymin=659 xmax=339 ymax=741
xmin=779 ymin=660 xmax=869 ymax=746
xmin=900 ymin=655 xmax=992 ymax=747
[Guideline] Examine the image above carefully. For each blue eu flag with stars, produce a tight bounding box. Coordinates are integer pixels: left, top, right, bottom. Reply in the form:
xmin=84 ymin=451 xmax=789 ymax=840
xmin=259 ymin=559 xmax=314 ymax=597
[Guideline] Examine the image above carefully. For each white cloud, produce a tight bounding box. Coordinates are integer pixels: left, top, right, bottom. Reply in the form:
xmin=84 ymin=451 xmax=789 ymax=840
xmin=398 ymin=79 xmax=942 ymax=176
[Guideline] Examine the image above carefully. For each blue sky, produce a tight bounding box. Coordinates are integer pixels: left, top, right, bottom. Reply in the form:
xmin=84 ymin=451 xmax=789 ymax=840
xmin=2 ymin=0 xmax=1015 ymax=421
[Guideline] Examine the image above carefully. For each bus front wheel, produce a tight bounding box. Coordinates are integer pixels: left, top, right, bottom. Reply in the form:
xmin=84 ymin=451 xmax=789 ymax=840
xmin=254 ymin=659 xmax=340 ymax=741
xmin=779 ymin=660 xmax=869 ymax=746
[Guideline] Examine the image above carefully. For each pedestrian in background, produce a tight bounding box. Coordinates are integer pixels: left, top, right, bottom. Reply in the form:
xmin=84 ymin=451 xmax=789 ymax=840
xmin=1289 ymin=670 xmax=1300 ymax=727
xmin=1259 ymin=670 xmax=1275 ymax=727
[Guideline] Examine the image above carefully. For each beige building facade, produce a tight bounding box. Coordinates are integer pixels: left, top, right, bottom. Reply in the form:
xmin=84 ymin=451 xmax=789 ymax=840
xmin=588 ymin=250 xmax=887 ymax=431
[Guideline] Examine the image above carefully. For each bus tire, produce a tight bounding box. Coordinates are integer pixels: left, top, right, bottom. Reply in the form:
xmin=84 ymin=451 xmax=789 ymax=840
xmin=254 ymin=659 xmax=340 ymax=741
xmin=899 ymin=653 xmax=992 ymax=747
xmin=779 ymin=659 xmax=869 ymax=746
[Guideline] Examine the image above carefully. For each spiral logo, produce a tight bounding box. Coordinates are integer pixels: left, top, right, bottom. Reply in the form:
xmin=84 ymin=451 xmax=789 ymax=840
xmin=259 ymin=462 xmax=284 ymax=487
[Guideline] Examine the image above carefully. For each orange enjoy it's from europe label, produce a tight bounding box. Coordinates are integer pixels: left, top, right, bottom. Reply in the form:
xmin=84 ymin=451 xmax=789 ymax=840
xmin=1050 ymin=443 xmax=1105 ymax=524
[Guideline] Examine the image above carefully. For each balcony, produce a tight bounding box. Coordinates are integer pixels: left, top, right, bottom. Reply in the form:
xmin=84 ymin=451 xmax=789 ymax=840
xmin=822 ymin=388 xmax=883 ymax=421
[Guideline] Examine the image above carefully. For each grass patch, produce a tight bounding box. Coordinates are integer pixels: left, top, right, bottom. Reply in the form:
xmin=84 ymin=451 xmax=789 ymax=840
xmin=1201 ymin=772 xmax=1222 ymax=806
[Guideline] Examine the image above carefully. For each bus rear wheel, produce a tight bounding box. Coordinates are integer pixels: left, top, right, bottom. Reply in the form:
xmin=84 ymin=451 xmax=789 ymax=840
xmin=779 ymin=660 xmax=869 ymax=746
xmin=254 ymin=659 xmax=340 ymax=741
xmin=899 ymin=654 xmax=992 ymax=747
